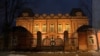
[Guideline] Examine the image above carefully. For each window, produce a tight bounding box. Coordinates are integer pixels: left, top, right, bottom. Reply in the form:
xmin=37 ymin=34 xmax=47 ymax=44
xmin=50 ymin=24 xmax=54 ymax=32
xmin=58 ymin=24 xmax=62 ymax=33
xmin=32 ymin=38 xmax=37 ymax=47
xmin=71 ymin=39 xmax=75 ymax=46
xmin=34 ymin=24 xmax=39 ymax=32
xmin=42 ymin=24 xmax=46 ymax=33
xmin=65 ymin=24 xmax=70 ymax=32
xmin=43 ymin=36 xmax=50 ymax=46
xmin=13 ymin=36 xmax=18 ymax=46
xmin=88 ymin=36 xmax=94 ymax=45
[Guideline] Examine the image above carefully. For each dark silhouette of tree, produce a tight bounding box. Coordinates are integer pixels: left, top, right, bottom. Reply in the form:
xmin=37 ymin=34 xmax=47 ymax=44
xmin=3 ymin=0 xmax=20 ymax=51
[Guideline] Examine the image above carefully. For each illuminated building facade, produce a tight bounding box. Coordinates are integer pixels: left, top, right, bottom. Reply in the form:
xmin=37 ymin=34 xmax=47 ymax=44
xmin=15 ymin=9 xmax=99 ymax=51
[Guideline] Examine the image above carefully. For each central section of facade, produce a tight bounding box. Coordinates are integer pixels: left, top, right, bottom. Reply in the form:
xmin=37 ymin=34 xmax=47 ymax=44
xmin=33 ymin=19 xmax=71 ymax=40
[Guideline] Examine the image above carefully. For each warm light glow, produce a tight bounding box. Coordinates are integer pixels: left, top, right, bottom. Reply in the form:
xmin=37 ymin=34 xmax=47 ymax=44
xmin=58 ymin=24 xmax=63 ymax=33
xmin=34 ymin=24 xmax=39 ymax=32
xmin=65 ymin=24 xmax=70 ymax=33
xmin=42 ymin=24 xmax=46 ymax=33
xmin=50 ymin=24 xmax=55 ymax=32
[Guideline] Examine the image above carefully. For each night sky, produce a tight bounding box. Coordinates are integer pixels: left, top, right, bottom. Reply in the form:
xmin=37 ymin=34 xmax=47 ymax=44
xmin=0 ymin=0 xmax=92 ymax=34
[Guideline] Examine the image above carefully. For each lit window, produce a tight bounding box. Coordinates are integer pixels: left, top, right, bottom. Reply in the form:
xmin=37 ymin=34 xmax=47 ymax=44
xmin=65 ymin=24 xmax=70 ymax=32
xmin=42 ymin=24 xmax=46 ymax=33
xmin=88 ymin=36 xmax=94 ymax=45
xmin=50 ymin=24 xmax=54 ymax=32
xmin=58 ymin=24 xmax=62 ymax=33
xmin=34 ymin=24 xmax=39 ymax=32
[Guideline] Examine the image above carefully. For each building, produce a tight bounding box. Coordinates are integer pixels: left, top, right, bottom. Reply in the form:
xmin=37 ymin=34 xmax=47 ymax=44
xmin=15 ymin=9 xmax=99 ymax=51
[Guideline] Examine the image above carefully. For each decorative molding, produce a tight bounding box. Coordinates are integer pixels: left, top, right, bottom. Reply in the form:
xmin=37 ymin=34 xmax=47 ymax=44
xmin=18 ymin=12 xmax=88 ymax=19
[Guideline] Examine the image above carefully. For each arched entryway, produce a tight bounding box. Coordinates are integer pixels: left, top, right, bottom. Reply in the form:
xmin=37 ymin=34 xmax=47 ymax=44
xmin=77 ymin=25 xmax=98 ymax=51
xmin=9 ymin=26 xmax=33 ymax=51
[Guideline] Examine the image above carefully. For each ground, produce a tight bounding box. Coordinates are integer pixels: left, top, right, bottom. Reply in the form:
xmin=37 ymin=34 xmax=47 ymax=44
xmin=0 ymin=51 xmax=100 ymax=56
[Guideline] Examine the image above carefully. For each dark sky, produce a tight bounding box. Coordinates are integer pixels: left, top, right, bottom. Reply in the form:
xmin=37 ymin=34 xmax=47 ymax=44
xmin=0 ymin=0 xmax=92 ymax=34
xmin=92 ymin=0 xmax=100 ymax=30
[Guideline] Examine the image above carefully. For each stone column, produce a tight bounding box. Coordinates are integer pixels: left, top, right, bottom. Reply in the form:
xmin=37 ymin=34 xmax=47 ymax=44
xmin=37 ymin=31 xmax=42 ymax=51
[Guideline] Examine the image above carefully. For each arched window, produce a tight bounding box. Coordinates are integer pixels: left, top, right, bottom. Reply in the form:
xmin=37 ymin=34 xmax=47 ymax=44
xmin=55 ymin=37 xmax=63 ymax=46
xmin=42 ymin=36 xmax=51 ymax=46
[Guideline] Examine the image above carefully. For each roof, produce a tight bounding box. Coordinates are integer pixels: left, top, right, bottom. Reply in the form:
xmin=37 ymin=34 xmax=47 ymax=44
xmin=70 ymin=8 xmax=85 ymax=16
xmin=18 ymin=8 xmax=34 ymax=17
xmin=77 ymin=25 xmax=92 ymax=32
